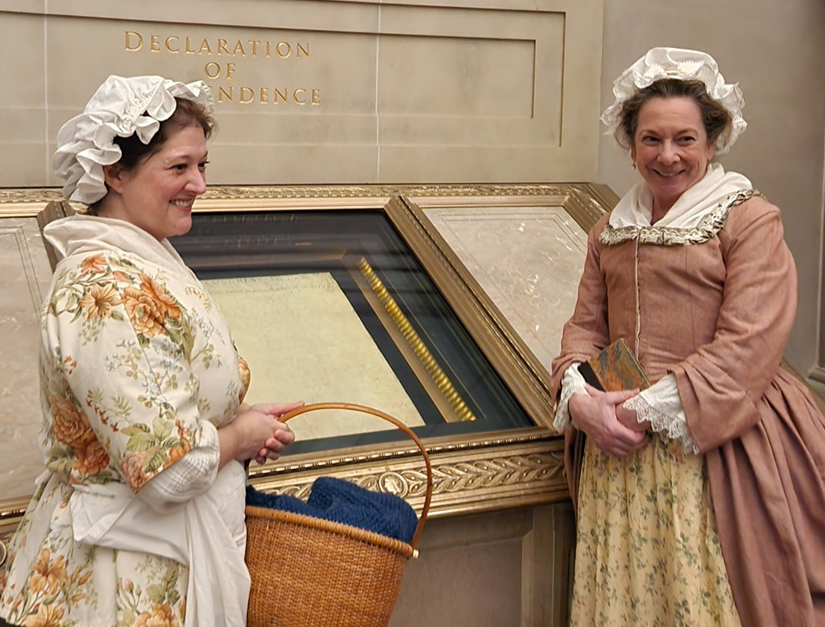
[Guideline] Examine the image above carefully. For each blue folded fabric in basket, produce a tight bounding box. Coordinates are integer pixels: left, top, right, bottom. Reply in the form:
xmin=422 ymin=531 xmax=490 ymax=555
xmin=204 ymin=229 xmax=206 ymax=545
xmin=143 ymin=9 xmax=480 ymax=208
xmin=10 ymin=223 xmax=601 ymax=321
xmin=246 ymin=477 xmax=418 ymax=544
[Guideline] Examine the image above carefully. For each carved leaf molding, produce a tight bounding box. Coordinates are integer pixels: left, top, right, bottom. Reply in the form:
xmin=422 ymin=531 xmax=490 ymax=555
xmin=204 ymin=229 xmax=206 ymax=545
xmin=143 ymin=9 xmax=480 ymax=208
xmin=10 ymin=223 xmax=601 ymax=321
xmin=275 ymin=452 xmax=564 ymax=501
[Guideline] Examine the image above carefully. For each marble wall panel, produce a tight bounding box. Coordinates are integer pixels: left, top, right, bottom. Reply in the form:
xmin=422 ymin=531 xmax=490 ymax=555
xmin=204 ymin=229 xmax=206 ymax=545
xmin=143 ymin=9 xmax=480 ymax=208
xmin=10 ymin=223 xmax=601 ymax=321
xmin=0 ymin=218 xmax=53 ymax=500
xmin=423 ymin=205 xmax=587 ymax=370
xmin=379 ymin=145 xmax=582 ymax=184
xmin=215 ymin=145 xmax=380 ymax=185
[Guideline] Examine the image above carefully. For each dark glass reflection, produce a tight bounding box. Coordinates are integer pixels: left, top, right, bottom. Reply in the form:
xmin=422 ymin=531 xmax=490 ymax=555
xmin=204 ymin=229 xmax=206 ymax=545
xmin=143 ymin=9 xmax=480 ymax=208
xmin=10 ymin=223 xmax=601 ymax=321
xmin=172 ymin=210 xmax=532 ymax=452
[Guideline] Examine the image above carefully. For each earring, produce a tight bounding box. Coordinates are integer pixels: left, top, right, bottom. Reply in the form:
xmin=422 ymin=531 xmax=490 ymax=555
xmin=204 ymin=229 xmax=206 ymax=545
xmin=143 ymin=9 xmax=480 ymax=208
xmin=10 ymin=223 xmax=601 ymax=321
xmin=630 ymin=161 xmax=637 ymax=170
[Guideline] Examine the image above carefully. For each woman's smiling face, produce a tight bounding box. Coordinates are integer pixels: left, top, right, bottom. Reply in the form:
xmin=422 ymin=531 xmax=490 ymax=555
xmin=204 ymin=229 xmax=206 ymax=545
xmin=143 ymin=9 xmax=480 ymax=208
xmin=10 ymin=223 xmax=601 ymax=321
xmin=631 ymin=96 xmax=715 ymax=216
xmin=103 ymin=123 xmax=208 ymax=241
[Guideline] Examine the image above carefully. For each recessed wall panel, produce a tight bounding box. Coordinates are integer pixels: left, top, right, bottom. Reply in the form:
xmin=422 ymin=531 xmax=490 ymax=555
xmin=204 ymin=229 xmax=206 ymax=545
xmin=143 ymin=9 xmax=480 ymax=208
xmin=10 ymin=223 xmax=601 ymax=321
xmin=378 ymin=36 xmax=536 ymax=118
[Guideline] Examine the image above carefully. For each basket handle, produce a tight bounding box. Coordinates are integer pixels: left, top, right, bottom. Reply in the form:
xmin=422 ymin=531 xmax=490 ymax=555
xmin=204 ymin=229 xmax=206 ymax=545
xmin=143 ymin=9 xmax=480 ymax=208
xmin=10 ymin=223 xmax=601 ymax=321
xmin=279 ymin=402 xmax=433 ymax=550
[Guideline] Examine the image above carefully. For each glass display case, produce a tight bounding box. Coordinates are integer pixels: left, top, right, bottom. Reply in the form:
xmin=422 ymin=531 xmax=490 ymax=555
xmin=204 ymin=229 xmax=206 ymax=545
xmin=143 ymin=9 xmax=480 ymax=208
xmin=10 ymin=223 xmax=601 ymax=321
xmin=155 ymin=184 xmax=605 ymax=509
xmin=176 ymin=202 xmax=534 ymax=451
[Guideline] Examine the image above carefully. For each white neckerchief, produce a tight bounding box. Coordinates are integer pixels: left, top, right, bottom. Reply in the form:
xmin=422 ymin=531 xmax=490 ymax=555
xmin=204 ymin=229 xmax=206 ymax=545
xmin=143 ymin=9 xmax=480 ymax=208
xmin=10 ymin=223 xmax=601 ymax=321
xmin=43 ymin=214 xmax=197 ymax=282
xmin=609 ymin=162 xmax=752 ymax=230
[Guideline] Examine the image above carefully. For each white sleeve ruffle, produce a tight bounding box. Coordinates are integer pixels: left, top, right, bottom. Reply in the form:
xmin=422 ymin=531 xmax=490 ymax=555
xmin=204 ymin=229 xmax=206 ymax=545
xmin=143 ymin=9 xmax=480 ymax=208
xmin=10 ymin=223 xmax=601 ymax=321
xmin=553 ymin=363 xmax=588 ymax=433
xmin=623 ymin=373 xmax=700 ymax=454
xmin=137 ymin=420 xmax=221 ymax=513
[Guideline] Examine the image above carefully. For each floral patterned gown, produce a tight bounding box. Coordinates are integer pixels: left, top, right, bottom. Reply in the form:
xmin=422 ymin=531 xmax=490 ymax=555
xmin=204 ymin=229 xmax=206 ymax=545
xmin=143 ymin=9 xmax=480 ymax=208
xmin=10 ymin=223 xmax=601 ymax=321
xmin=0 ymin=215 xmax=250 ymax=626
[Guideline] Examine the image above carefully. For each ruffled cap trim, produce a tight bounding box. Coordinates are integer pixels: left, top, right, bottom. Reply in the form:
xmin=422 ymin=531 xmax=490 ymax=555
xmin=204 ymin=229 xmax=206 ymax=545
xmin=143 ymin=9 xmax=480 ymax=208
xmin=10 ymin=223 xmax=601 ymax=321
xmin=52 ymin=75 xmax=213 ymax=205
xmin=601 ymin=47 xmax=746 ymax=155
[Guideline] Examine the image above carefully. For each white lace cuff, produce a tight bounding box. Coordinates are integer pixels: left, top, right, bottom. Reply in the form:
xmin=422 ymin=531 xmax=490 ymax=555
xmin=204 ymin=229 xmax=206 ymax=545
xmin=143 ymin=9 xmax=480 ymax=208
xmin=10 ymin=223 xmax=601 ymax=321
xmin=623 ymin=374 xmax=699 ymax=454
xmin=137 ymin=421 xmax=221 ymax=513
xmin=553 ymin=363 xmax=588 ymax=433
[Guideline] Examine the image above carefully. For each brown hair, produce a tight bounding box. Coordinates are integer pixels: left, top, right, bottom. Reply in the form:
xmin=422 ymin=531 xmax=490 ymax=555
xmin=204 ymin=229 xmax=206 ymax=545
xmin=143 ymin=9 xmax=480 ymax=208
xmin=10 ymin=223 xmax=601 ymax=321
xmin=88 ymin=98 xmax=215 ymax=214
xmin=616 ymin=78 xmax=731 ymax=150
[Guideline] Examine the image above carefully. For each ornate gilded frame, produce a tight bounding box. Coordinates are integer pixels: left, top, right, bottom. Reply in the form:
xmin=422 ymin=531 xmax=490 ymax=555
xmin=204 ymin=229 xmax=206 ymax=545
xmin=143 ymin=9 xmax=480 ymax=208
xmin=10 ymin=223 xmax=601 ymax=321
xmin=0 ymin=183 xmax=612 ymax=560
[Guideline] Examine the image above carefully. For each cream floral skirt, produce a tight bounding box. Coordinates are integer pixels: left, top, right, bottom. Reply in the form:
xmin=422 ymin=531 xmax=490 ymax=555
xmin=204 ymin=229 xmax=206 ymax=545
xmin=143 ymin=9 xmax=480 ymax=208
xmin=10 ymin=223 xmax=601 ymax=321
xmin=570 ymin=435 xmax=741 ymax=626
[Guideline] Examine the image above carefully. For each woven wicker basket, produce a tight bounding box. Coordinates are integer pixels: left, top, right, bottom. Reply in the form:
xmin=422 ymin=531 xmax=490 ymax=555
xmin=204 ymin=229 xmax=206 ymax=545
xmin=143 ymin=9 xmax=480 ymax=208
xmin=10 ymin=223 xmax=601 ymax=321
xmin=245 ymin=402 xmax=433 ymax=627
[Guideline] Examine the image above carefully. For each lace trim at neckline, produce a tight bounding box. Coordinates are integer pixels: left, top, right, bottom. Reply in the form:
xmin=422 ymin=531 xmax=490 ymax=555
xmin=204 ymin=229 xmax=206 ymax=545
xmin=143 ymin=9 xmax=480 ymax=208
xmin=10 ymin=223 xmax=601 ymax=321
xmin=600 ymin=189 xmax=759 ymax=246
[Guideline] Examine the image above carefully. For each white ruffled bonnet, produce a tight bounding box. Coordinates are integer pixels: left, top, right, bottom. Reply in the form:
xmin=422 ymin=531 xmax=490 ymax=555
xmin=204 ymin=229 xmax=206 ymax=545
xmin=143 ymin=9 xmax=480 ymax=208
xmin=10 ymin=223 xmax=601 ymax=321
xmin=53 ymin=75 xmax=214 ymax=205
xmin=601 ymin=47 xmax=746 ymax=155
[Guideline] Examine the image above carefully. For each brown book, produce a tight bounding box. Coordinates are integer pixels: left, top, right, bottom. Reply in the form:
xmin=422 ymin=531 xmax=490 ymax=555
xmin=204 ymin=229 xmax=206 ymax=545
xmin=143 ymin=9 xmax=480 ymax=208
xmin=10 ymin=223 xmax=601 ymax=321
xmin=578 ymin=338 xmax=650 ymax=392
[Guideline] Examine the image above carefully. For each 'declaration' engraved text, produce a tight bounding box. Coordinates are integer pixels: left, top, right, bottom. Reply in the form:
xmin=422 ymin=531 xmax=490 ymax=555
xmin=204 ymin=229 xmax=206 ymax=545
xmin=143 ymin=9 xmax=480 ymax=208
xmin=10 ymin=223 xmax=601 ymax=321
xmin=124 ymin=30 xmax=321 ymax=107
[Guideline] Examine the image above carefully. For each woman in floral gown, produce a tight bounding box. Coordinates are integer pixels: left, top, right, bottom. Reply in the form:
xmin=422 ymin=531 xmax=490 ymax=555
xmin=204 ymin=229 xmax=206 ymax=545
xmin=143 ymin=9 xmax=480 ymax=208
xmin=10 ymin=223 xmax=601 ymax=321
xmin=552 ymin=48 xmax=825 ymax=626
xmin=0 ymin=76 xmax=300 ymax=627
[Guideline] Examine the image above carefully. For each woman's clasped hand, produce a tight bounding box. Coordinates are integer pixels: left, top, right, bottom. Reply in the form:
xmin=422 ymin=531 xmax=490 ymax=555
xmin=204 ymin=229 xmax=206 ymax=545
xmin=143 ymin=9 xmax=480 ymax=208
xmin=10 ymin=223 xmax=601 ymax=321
xmin=568 ymin=386 xmax=646 ymax=457
xmin=228 ymin=402 xmax=301 ymax=465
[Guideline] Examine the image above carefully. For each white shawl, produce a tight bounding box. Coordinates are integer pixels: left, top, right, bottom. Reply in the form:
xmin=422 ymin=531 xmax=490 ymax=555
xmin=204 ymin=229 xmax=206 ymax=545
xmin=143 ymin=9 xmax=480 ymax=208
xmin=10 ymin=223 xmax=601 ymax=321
xmin=44 ymin=215 xmax=250 ymax=627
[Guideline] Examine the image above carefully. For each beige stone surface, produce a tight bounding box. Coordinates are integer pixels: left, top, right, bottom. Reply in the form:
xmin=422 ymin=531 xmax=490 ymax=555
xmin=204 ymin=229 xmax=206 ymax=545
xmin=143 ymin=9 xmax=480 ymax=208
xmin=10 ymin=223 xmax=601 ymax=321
xmin=215 ymin=145 xmax=379 ymax=185
xmin=376 ymin=4 xmax=570 ymax=181
xmin=390 ymin=509 xmax=525 ymax=626
xmin=0 ymin=218 xmax=53 ymax=500
xmin=0 ymin=145 xmax=49 ymax=188
xmin=423 ymin=205 xmax=587 ymax=371
xmin=0 ymin=11 xmax=46 ymax=187
xmin=378 ymin=36 xmax=536 ymax=118
xmin=390 ymin=503 xmax=574 ymax=626
xmin=379 ymin=145 xmax=585 ymax=183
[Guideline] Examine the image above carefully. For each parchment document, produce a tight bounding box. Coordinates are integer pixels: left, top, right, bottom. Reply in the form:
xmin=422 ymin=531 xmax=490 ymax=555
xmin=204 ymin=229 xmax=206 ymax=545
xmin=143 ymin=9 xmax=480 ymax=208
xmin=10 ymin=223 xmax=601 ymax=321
xmin=202 ymin=273 xmax=425 ymax=441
